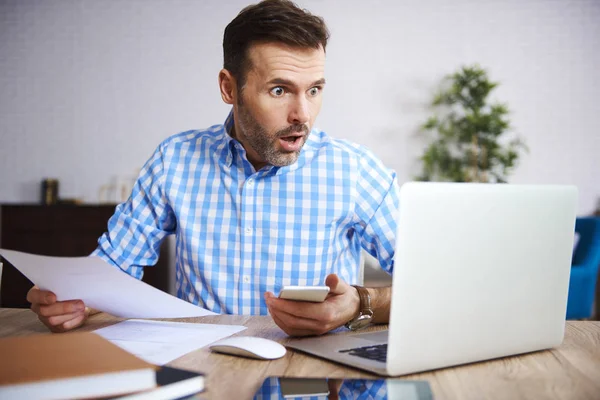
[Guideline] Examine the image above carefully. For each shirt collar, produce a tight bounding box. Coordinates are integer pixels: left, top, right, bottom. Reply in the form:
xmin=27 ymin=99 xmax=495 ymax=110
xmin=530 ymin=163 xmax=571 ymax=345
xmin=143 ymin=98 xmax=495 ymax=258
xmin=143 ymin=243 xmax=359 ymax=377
xmin=222 ymin=110 xmax=236 ymax=168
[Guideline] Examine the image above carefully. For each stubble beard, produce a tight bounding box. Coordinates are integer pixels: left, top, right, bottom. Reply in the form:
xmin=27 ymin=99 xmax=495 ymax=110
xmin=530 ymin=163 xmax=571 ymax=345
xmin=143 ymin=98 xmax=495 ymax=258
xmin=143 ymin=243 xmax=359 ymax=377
xmin=236 ymin=99 xmax=309 ymax=168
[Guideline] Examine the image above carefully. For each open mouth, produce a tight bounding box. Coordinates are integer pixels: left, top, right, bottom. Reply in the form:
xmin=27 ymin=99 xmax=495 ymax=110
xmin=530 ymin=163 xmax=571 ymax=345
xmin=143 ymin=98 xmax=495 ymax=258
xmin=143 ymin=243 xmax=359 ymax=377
xmin=281 ymin=135 xmax=302 ymax=143
xmin=278 ymin=134 xmax=305 ymax=152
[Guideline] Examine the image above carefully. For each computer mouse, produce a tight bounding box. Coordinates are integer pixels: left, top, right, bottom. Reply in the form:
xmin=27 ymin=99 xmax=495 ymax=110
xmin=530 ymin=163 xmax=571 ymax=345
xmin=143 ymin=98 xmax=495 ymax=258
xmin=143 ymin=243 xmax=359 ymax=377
xmin=209 ymin=336 xmax=287 ymax=360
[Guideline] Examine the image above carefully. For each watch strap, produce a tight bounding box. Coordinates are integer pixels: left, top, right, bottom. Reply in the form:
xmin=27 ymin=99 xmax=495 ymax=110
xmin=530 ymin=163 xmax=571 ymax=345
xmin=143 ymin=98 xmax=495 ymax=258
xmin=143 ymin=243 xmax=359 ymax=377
xmin=353 ymin=285 xmax=371 ymax=315
xmin=345 ymin=285 xmax=373 ymax=330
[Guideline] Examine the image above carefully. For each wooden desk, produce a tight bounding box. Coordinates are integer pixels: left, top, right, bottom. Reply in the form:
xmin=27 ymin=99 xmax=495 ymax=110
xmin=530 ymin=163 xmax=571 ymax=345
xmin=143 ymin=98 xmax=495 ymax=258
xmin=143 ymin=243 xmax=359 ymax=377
xmin=1 ymin=308 xmax=599 ymax=400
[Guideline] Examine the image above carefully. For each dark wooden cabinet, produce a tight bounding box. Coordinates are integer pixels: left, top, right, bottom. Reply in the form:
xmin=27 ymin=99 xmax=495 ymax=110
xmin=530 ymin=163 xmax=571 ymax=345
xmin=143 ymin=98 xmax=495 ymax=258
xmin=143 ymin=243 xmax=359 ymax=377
xmin=0 ymin=204 xmax=172 ymax=308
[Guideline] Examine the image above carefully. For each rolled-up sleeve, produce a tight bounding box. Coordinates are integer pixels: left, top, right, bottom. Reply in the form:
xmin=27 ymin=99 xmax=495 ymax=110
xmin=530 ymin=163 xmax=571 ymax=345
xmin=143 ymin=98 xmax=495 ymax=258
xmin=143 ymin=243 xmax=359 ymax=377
xmin=92 ymin=143 xmax=176 ymax=279
xmin=353 ymin=150 xmax=400 ymax=274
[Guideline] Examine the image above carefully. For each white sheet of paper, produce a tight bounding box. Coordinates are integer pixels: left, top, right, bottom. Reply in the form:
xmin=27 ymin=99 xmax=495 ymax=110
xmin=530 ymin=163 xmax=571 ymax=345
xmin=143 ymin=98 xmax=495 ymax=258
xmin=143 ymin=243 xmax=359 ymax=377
xmin=94 ymin=319 xmax=246 ymax=365
xmin=0 ymin=249 xmax=215 ymax=318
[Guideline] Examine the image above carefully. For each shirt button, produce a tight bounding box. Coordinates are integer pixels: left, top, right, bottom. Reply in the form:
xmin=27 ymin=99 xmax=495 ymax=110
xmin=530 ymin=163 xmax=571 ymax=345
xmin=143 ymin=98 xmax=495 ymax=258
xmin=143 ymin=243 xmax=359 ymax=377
xmin=245 ymin=227 xmax=252 ymax=234
xmin=246 ymin=179 xmax=254 ymax=187
xmin=243 ymin=276 xmax=250 ymax=283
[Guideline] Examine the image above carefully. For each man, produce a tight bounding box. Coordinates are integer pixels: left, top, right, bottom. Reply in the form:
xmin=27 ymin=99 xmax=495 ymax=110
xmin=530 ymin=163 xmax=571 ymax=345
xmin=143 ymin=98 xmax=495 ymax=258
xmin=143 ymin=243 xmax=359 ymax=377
xmin=27 ymin=0 xmax=398 ymax=336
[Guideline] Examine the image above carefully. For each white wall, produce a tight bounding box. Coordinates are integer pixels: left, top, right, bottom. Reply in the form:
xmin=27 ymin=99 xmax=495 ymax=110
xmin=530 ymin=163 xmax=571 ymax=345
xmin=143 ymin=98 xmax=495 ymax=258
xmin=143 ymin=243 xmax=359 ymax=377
xmin=1 ymin=0 xmax=599 ymax=214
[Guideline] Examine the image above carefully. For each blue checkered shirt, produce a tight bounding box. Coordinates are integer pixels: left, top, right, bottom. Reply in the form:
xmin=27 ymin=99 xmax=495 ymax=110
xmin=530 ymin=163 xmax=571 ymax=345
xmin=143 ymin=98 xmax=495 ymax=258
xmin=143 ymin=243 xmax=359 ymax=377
xmin=93 ymin=111 xmax=399 ymax=315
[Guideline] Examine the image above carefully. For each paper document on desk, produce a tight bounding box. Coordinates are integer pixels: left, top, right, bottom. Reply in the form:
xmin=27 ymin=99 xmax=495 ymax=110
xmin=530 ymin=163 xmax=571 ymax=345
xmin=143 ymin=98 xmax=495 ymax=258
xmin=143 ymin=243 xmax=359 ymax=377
xmin=94 ymin=319 xmax=246 ymax=365
xmin=0 ymin=249 xmax=215 ymax=318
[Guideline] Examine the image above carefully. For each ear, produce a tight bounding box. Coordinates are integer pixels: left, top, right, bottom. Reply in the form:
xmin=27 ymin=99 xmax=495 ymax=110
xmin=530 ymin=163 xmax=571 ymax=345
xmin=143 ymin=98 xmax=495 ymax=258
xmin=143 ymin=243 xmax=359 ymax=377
xmin=218 ymin=69 xmax=237 ymax=105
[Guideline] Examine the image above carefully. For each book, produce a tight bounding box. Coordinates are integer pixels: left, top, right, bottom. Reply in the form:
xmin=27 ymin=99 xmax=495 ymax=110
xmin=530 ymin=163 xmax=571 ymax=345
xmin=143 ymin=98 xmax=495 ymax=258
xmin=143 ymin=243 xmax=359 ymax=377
xmin=116 ymin=366 xmax=205 ymax=400
xmin=0 ymin=332 xmax=157 ymax=400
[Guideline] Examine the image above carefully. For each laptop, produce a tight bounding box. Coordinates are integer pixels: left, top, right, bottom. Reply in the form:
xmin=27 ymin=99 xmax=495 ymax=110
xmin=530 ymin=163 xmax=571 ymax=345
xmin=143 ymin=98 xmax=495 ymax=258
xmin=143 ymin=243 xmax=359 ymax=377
xmin=286 ymin=182 xmax=578 ymax=376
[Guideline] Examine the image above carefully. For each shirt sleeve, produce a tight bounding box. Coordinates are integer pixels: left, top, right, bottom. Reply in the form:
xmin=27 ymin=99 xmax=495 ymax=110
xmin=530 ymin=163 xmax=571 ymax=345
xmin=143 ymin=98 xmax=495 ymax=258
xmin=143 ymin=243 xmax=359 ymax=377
xmin=91 ymin=143 xmax=176 ymax=279
xmin=353 ymin=149 xmax=400 ymax=275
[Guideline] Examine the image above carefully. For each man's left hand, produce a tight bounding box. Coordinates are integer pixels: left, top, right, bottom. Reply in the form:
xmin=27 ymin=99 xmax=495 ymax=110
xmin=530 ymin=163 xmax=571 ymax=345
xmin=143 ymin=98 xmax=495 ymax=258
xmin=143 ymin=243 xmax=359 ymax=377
xmin=264 ymin=274 xmax=360 ymax=337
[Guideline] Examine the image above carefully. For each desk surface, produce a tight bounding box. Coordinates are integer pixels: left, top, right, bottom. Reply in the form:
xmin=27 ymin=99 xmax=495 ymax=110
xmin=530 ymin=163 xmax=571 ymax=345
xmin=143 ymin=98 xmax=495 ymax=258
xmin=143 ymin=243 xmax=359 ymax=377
xmin=1 ymin=308 xmax=599 ymax=400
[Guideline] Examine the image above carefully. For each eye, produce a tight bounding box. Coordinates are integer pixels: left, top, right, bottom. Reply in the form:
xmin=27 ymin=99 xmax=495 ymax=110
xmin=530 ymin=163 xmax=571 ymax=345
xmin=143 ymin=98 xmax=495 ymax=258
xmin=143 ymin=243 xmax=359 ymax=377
xmin=270 ymin=87 xmax=285 ymax=97
xmin=308 ymin=86 xmax=321 ymax=97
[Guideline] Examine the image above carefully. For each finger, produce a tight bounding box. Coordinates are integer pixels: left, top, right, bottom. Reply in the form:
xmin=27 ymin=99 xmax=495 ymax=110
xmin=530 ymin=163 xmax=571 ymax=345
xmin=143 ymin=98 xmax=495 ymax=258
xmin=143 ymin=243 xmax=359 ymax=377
xmin=26 ymin=287 xmax=57 ymax=305
xmin=61 ymin=313 xmax=87 ymax=330
xmin=266 ymin=292 xmax=317 ymax=318
xmin=41 ymin=309 xmax=89 ymax=333
xmin=46 ymin=311 xmax=85 ymax=327
xmin=44 ymin=322 xmax=68 ymax=334
xmin=270 ymin=310 xmax=316 ymax=337
xmin=37 ymin=300 xmax=85 ymax=318
xmin=325 ymin=273 xmax=350 ymax=295
xmin=269 ymin=304 xmax=331 ymax=334
xmin=266 ymin=296 xmax=328 ymax=320
xmin=269 ymin=312 xmax=292 ymax=335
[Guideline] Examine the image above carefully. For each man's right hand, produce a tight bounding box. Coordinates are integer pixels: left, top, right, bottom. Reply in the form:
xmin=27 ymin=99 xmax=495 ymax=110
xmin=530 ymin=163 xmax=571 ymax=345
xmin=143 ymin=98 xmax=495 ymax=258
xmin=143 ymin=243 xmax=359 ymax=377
xmin=27 ymin=286 xmax=89 ymax=332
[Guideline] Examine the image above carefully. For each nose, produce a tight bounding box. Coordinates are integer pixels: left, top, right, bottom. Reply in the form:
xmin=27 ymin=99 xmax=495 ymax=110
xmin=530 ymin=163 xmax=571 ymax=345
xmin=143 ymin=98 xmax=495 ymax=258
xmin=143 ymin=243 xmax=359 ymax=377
xmin=288 ymin=96 xmax=310 ymax=126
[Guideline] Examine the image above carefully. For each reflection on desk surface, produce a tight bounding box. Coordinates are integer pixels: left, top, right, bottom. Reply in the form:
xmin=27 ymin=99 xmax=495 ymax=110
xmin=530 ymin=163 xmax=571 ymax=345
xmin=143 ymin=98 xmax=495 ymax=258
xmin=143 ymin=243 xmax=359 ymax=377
xmin=252 ymin=377 xmax=433 ymax=400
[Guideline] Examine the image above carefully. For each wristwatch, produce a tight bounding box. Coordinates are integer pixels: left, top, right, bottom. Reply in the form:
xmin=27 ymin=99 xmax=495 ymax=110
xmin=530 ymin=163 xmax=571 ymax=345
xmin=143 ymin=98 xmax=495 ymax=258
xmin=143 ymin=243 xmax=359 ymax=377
xmin=345 ymin=285 xmax=374 ymax=331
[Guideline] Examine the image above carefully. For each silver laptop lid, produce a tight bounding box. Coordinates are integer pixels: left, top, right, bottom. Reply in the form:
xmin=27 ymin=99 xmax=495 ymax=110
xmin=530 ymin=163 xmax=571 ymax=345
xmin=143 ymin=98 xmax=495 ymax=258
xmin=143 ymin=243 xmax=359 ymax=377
xmin=387 ymin=182 xmax=577 ymax=376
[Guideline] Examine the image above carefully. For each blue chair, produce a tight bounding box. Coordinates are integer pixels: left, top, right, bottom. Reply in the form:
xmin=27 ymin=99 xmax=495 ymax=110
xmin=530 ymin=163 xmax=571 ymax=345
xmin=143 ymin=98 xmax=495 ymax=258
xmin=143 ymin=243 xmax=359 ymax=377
xmin=567 ymin=217 xmax=600 ymax=319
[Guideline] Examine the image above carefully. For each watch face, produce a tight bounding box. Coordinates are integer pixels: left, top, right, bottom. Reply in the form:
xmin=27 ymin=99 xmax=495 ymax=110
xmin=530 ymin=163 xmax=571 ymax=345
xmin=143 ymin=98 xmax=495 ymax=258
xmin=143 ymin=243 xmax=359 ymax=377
xmin=349 ymin=314 xmax=372 ymax=330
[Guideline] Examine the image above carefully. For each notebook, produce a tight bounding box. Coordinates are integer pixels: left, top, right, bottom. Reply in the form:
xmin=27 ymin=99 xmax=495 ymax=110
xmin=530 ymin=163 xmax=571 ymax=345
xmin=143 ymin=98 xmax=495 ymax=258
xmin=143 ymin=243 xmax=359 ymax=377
xmin=116 ymin=366 xmax=205 ymax=400
xmin=286 ymin=182 xmax=578 ymax=376
xmin=0 ymin=332 xmax=157 ymax=399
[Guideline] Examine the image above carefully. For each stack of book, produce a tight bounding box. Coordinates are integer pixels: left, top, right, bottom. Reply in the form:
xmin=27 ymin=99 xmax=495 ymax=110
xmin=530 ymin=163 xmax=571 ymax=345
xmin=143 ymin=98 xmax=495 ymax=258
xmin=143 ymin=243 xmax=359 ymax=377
xmin=0 ymin=332 xmax=204 ymax=400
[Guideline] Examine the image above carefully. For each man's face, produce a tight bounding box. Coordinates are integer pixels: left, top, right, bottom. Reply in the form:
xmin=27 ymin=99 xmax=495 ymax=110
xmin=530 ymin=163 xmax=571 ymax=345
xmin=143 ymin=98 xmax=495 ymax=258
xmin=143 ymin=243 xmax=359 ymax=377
xmin=232 ymin=42 xmax=326 ymax=170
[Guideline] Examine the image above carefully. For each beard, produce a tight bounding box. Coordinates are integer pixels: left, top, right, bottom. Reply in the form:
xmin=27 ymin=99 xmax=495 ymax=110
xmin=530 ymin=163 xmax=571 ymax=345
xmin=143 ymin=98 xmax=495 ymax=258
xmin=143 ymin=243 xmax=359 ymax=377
xmin=235 ymin=100 xmax=309 ymax=168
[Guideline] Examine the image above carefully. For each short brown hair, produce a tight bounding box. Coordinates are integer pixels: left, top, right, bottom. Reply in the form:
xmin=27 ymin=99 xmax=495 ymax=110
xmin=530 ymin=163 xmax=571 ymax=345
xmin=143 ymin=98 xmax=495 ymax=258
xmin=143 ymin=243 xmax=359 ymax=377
xmin=223 ymin=0 xmax=330 ymax=88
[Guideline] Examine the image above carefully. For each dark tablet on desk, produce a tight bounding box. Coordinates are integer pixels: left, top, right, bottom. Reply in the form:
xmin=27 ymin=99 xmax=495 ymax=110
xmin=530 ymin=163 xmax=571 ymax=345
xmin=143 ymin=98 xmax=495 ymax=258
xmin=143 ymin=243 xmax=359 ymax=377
xmin=252 ymin=377 xmax=433 ymax=399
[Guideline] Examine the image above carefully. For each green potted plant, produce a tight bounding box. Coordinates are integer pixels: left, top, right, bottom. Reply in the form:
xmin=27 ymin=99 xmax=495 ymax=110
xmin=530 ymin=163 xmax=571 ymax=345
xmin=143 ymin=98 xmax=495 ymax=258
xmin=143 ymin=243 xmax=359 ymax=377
xmin=417 ymin=65 xmax=527 ymax=183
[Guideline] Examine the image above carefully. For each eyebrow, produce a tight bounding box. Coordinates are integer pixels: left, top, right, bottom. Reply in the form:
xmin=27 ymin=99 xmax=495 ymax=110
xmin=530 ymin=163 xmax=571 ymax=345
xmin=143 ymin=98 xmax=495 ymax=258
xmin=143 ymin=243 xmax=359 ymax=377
xmin=267 ymin=78 xmax=326 ymax=87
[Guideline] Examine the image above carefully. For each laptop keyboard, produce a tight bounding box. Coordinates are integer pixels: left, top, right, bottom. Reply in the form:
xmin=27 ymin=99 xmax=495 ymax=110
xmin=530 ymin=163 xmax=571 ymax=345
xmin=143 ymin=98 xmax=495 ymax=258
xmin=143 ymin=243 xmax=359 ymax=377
xmin=339 ymin=343 xmax=387 ymax=362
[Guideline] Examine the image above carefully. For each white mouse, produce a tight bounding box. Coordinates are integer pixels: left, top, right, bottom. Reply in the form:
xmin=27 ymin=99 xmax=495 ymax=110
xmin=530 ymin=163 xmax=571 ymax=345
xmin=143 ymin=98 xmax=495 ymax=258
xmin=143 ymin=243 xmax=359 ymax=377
xmin=209 ymin=336 xmax=287 ymax=360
